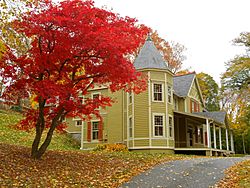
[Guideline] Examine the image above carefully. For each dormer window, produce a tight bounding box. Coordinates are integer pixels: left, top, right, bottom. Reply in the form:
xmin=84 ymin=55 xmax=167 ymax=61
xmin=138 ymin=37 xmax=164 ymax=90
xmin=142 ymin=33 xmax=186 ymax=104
xmin=153 ymin=83 xmax=163 ymax=102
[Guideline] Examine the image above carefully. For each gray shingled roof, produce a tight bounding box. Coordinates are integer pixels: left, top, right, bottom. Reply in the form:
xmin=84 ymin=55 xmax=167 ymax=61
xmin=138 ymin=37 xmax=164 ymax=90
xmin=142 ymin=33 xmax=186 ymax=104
xmin=133 ymin=36 xmax=170 ymax=70
xmin=173 ymin=73 xmax=195 ymax=97
xmin=193 ymin=111 xmax=227 ymax=124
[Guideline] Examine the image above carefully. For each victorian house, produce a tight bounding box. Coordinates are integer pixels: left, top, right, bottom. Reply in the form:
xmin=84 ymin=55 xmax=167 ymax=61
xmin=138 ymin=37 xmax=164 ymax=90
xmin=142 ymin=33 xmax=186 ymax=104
xmin=66 ymin=36 xmax=234 ymax=156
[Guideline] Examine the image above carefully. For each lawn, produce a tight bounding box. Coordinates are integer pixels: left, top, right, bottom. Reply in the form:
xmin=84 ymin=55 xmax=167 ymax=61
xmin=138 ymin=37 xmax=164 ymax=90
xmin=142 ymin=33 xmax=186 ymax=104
xmin=0 ymin=109 xmax=189 ymax=187
xmin=216 ymin=158 xmax=250 ymax=188
xmin=0 ymin=109 xmax=79 ymax=150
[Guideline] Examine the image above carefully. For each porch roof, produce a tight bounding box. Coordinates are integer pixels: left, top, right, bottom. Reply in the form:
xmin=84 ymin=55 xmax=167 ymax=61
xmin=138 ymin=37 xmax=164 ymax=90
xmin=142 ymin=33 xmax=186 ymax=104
xmin=174 ymin=111 xmax=225 ymax=126
xmin=193 ymin=111 xmax=227 ymax=125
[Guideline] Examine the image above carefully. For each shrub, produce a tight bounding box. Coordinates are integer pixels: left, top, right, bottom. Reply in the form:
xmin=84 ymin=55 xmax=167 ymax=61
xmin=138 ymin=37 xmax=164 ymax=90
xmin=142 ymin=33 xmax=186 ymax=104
xmin=94 ymin=143 xmax=128 ymax=152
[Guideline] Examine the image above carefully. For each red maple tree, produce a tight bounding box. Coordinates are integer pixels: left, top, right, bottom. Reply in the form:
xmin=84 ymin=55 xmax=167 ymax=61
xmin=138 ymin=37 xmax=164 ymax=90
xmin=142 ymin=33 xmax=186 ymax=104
xmin=0 ymin=0 xmax=148 ymax=159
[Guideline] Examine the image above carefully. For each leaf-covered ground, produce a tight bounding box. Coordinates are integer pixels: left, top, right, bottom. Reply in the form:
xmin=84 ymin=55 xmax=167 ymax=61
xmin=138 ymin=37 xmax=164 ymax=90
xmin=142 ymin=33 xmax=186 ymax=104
xmin=215 ymin=158 xmax=250 ymax=188
xmin=0 ymin=109 xmax=193 ymax=187
xmin=0 ymin=143 xmax=192 ymax=187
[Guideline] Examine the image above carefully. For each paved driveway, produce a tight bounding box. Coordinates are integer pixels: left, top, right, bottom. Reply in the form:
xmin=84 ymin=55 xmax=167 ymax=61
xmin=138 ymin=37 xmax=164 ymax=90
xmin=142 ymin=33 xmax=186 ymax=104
xmin=121 ymin=157 xmax=249 ymax=188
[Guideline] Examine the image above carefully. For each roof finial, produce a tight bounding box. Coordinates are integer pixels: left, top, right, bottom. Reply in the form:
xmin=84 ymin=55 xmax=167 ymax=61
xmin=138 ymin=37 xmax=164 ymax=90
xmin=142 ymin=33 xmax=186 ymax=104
xmin=146 ymin=32 xmax=152 ymax=41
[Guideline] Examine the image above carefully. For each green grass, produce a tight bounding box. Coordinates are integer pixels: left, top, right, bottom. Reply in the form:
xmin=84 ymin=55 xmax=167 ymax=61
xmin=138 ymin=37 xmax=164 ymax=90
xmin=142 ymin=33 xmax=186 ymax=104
xmin=0 ymin=109 xmax=80 ymax=150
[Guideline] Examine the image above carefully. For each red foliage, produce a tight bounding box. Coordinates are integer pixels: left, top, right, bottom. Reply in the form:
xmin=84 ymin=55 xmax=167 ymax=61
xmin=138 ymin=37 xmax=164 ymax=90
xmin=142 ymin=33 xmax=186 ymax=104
xmin=1 ymin=0 xmax=148 ymax=132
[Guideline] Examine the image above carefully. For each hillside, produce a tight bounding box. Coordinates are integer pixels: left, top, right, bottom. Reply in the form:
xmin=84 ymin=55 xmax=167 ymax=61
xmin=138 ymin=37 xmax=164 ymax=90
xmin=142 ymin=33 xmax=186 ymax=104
xmin=0 ymin=109 xmax=79 ymax=150
xmin=0 ymin=109 xmax=186 ymax=187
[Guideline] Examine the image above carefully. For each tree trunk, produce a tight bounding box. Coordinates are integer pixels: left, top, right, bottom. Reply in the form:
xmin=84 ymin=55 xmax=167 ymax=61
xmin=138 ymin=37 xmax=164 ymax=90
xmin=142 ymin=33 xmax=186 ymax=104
xmin=32 ymin=122 xmax=57 ymax=159
xmin=31 ymin=124 xmax=42 ymax=158
xmin=242 ymin=135 xmax=246 ymax=154
xmin=31 ymin=97 xmax=46 ymax=159
xmin=31 ymin=107 xmax=64 ymax=159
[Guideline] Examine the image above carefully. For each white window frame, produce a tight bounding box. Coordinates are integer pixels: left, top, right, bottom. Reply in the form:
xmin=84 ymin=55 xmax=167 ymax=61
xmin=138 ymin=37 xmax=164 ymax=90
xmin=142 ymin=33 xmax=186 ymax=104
xmin=75 ymin=120 xmax=83 ymax=127
xmin=152 ymin=83 xmax=164 ymax=102
xmin=91 ymin=92 xmax=101 ymax=110
xmin=91 ymin=120 xmax=99 ymax=140
xmin=153 ymin=113 xmax=165 ymax=137
xmin=168 ymin=86 xmax=172 ymax=104
xmin=168 ymin=115 xmax=173 ymax=138
xmin=79 ymin=96 xmax=85 ymax=104
xmin=128 ymin=116 xmax=133 ymax=138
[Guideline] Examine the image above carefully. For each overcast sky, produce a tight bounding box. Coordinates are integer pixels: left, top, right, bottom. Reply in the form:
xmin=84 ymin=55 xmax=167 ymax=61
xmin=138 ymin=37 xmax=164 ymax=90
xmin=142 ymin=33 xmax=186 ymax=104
xmin=94 ymin=0 xmax=250 ymax=83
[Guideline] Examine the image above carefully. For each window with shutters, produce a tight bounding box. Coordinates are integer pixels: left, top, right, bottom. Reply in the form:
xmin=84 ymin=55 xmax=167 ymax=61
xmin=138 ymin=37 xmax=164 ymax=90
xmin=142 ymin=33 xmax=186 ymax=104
xmin=153 ymin=114 xmax=164 ymax=136
xmin=153 ymin=83 xmax=163 ymax=102
xmin=191 ymin=99 xmax=199 ymax=112
xmin=92 ymin=121 xmax=99 ymax=140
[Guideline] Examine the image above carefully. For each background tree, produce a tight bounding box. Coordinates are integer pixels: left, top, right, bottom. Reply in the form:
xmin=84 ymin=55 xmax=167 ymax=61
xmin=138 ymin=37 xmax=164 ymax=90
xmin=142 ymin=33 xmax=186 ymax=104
xmin=197 ymin=72 xmax=220 ymax=111
xmin=0 ymin=0 xmax=41 ymax=55
xmin=0 ymin=0 xmax=148 ymax=159
xmin=151 ymin=31 xmax=186 ymax=73
xmin=221 ymin=32 xmax=250 ymax=154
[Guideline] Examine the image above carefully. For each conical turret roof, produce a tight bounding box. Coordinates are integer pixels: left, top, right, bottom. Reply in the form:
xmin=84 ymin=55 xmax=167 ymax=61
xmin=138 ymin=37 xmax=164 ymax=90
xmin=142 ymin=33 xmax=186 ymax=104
xmin=134 ymin=35 xmax=170 ymax=70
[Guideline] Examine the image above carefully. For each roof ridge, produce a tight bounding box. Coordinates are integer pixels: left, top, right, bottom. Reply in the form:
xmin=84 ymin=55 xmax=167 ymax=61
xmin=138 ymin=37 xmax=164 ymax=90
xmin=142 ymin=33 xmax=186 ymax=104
xmin=174 ymin=71 xmax=196 ymax=77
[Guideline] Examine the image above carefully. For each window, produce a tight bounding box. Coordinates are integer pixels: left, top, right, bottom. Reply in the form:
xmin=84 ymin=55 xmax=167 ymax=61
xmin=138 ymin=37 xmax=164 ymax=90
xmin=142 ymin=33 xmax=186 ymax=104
xmin=129 ymin=117 xmax=133 ymax=138
xmin=92 ymin=93 xmax=100 ymax=110
xmin=168 ymin=86 xmax=172 ymax=103
xmin=191 ymin=100 xmax=199 ymax=112
xmin=153 ymin=83 xmax=163 ymax=101
xmin=191 ymin=100 xmax=195 ymax=112
xmin=174 ymin=98 xmax=178 ymax=111
xmin=154 ymin=115 xmax=164 ymax=136
xmin=169 ymin=116 xmax=173 ymax=138
xmin=79 ymin=96 xmax=84 ymax=104
xmin=92 ymin=93 xmax=100 ymax=100
xmin=92 ymin=121 xmax=99 ymax=140
xmin=128 ymin=92 xmax=133 ymax=104
xmin=75 ymin=120 xmax=82 ymax=127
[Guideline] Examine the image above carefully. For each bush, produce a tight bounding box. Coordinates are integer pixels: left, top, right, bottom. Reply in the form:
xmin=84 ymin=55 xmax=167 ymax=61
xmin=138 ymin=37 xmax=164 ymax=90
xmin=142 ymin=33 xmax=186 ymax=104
xmin=10 ymin=105 xmax=22 ymax=112
xmin=94 ymin=143 xmax=128 ymax=152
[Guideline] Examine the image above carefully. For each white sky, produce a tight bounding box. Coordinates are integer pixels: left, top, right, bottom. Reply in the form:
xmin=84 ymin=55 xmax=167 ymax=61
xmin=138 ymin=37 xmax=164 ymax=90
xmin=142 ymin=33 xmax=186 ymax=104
xmin=94 ymin=0 xmax=250 ymax=83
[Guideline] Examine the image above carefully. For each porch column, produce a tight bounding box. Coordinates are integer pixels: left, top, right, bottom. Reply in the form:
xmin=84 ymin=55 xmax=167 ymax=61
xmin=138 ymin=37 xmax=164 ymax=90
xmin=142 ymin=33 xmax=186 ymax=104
xmin=206 ymin=119 xmax=211 ymax=148
xmin=219 ymin=127 xmax=222 ymax=150
xmin=226 ymin=128 xmax=229 ymax=151
xmin=213 ymin=124 xmax=217 ymax=149
xmin=230 ymin=130 xmax=234 ymax=152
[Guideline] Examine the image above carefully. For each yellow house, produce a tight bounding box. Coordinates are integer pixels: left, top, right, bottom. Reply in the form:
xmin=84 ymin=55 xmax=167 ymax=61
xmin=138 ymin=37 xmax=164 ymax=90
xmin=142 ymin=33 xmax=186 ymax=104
xmin=66 ymin=36 xmax=234 ymax=156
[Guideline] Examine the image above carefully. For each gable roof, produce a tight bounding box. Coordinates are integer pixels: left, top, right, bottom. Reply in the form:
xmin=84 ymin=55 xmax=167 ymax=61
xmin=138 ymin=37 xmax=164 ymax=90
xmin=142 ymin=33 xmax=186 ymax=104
xmin=133 ymin=35 xmax=170 ymax=70
xmin=173 ymin=73 xmax=195 ymax=97
xmin=193 ymin=111 xmax=227 ymax=125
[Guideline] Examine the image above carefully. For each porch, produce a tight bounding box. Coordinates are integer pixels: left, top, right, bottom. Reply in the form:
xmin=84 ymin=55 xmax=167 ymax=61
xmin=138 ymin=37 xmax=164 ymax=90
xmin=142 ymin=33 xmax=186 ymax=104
xmin=174 ymin=111 xmax=235 ymax=156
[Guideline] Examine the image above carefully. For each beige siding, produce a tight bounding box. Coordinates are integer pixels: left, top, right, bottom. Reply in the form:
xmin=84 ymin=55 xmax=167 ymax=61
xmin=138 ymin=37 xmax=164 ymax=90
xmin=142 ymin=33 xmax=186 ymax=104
xmin=134 ymin=91 xmax=149 ymax=138
xmin=66 ymin=117 xmax=81 ymax=133
xmin=134 ymin=139 xmax=150 ymax=147
xmin=152 ymin=139 xmax=167 ymax=146
xmin=106 ymin=90 xmax=123 ymax=143
xmin=151 ymin=71 xmax=165 ymax=80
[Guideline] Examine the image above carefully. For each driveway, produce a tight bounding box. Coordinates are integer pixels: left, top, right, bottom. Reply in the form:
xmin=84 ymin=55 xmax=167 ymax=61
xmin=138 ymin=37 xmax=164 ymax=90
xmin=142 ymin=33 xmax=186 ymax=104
xmin=121 ymin=157 xmax=249 ymax=188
